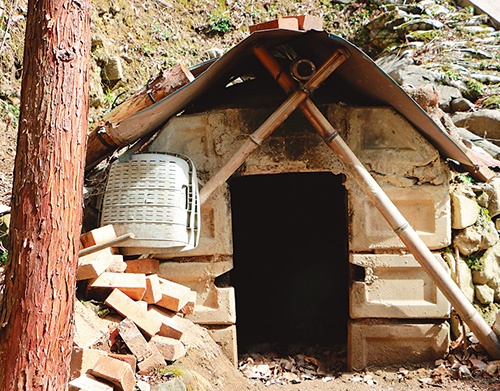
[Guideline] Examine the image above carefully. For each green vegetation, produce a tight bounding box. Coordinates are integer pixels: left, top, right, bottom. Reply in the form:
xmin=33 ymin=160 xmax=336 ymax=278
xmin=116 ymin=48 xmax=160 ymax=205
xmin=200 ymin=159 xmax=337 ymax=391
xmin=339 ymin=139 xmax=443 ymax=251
xmin=0 ymin=251 xmax=7 ymax=266
xmin=464 ymin=250 xmax=485 ymax=271
xmin=207 ymin=14 xmax=234 ymax=35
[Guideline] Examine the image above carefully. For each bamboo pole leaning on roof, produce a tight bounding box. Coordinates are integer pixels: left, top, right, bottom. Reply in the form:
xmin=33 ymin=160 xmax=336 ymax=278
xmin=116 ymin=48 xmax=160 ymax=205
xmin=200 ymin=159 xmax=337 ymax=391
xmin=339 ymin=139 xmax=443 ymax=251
xmin=253 ymin=44 xmax=500 ymax=360
xmin=198 ymin=48 xmax=349 ymax=205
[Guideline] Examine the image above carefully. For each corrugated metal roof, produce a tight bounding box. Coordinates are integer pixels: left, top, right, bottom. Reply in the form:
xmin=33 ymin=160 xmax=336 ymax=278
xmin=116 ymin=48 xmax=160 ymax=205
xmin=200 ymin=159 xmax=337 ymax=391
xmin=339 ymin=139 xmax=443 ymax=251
xmin=112 ymin=29 xmax=474 ymax=167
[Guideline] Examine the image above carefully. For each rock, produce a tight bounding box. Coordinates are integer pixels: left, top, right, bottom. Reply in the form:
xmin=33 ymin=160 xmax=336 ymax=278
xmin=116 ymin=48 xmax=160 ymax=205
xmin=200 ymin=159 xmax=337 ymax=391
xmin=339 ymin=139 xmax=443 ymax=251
xmin=451 ymin=192 xmax=479 ymax=229
xmin=437 ymin=85 xmax=462 ymax=112
xmin=475 ymin=284 xmax=495 ymax=304
xmin=102 ymin=56 xmax=123 ymax=82
xmin=454 ymin=219 xmax=498 ymax=256
xmin=452 ymin=110 xmax=500 ymax=144
xmin=471 ymin=73 xmax=500 ymax=84
xmin=443 ymin=252 xmax=475 ymax=303
xmin=388 ymin=64 xmax=436 ymax=88
xmin=151 ymin=377 xmax=187 ymax=391
xmin=450 ymin=98 xmax=474 ymax=113
xmin=484 ymin=178 xmax=500 ymax=217
xmin=493 ymin=311 xmax=500 ymax=338
xmin=450 ymin=312 xmax=470 ymax=340
xmin=136 ymin=380 xmax=151 ymax=391
xmin=74 ymin=300 xmax=114 ymax=349
xmin=472 ymin=243 xmax=500 ymax=301
xmin=205 ymin=48 xmax=223 ymax=59
xmin=89 ymin=66 xmax=105 ymax=108
xmin=376 ymin=53 xmax=414 ymax=74
xmin=457 ymin=259 xmax=475 ymax=303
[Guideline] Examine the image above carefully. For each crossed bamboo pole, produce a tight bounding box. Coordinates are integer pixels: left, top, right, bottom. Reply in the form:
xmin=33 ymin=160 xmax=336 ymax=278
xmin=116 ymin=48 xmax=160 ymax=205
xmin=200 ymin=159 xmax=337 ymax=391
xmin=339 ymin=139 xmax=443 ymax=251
xmin=199 ymin=44 xmax=500 ymax=359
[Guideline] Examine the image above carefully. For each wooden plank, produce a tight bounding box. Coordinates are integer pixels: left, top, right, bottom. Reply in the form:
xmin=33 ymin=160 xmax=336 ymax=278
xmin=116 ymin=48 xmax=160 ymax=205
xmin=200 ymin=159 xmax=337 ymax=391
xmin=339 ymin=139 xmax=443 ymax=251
xmin=151 ymin=336 xmax=186 ymax=362
xmin=89 ymin=272 xmax=146 ymax=301
xmin=284 ymin=15 xmax=323 ymax=31
xmin=104 ymin=289 xmax=161 ymax=337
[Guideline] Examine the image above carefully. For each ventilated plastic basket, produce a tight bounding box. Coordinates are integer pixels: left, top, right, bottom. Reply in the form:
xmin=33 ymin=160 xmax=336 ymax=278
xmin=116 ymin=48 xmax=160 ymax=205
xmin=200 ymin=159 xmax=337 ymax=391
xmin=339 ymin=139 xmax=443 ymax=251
xmin=100 ymin=152 xmax=200 ymax=255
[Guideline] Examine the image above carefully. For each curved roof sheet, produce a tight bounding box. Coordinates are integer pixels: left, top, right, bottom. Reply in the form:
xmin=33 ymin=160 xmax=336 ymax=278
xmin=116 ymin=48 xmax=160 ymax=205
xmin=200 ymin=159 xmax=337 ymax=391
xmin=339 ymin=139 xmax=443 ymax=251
xmin=114 ymin=29 xmax=473 ymax=167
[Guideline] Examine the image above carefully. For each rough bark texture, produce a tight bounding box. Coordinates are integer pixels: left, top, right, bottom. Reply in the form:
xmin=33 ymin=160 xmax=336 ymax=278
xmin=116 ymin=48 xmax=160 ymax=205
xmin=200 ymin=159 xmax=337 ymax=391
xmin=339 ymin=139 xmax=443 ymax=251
xmin=0 ymin=0 xmax=91 ymax=388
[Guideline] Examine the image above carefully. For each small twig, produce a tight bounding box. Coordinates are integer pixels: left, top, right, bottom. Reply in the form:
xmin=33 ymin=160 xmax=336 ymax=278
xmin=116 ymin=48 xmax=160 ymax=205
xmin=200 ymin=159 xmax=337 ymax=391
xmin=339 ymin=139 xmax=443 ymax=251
xmin=0 ymin=0 xmax=19 ymax=57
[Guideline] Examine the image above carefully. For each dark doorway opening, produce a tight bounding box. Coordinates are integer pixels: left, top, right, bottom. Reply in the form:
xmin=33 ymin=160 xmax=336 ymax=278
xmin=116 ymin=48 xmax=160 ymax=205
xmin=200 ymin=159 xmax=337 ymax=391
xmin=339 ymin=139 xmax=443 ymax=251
xmin=229 ymin=172 xmax=349 ymax=355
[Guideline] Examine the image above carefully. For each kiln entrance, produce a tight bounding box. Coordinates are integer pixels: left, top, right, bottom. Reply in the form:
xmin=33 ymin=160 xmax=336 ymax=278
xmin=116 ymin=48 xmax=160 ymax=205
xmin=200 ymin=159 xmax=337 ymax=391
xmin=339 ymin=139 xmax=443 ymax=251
xmin=229 ymin=172 xmax=349 ymax=354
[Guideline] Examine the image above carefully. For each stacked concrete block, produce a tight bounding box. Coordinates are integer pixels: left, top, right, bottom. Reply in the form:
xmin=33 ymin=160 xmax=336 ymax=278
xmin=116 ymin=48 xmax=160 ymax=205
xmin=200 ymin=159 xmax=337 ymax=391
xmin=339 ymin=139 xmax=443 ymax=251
xmin=149 ymin=104 xmax=454 ymax=370
xmin=348 ymin=320 xmax=450 ymax=370
xmin=348 ymin=182 xmax=451 ymax=251
xmin=350 ymin=254 xmax=450 ymax=319
xmin=158 ymin=259 xmax=237 ymax=361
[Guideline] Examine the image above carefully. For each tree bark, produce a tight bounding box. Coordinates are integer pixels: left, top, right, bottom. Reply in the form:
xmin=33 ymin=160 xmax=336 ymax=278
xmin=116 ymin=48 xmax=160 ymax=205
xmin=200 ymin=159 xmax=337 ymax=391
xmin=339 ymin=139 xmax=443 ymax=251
xmin=0 ymin=0 xmax=91 ymax=388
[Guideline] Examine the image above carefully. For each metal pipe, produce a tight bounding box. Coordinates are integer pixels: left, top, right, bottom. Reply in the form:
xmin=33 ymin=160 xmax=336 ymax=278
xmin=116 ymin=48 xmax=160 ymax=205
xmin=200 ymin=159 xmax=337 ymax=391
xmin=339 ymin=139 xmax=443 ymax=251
xmin=253 ymin=45 xmax=500 ymax=359
xmin=78 ymin=233 xmax=134 ymax=257
xmin=198 ymin=48 xmax=349 ymax=205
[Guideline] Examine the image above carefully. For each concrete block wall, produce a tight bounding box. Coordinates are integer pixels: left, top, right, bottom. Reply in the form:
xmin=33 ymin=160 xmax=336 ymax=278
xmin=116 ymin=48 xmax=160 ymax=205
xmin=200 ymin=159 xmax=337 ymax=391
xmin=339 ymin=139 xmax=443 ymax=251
xmin=148 ymin=104 xmax=452 ymax=369
xmin=348 ymin=319 xmax=450 ymax=371
xmin=350 ymin=254 xmax=450 ymax=319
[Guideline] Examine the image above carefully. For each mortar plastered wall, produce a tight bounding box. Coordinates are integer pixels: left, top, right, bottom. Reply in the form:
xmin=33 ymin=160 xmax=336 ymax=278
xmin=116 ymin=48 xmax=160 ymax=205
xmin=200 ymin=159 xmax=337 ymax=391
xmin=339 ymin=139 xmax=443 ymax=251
xmin=148 ymin=103 xmax=452 ymax=367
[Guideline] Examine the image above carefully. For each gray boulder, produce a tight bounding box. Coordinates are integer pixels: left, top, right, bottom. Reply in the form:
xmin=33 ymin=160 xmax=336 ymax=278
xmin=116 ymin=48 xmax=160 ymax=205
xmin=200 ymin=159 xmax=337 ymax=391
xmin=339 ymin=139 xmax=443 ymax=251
xmin=452 ymin=110 xmax=500 ymax=145
xmin=454 ymin=219 xmax=498 ymax=256
xmin=472 ymin=243 xmax=500 ymax=301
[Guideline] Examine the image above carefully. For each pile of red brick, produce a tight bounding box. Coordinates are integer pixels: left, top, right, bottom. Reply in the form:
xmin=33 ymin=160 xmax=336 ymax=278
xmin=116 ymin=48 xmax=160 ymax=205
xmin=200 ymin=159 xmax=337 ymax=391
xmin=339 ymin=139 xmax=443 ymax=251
xmin=69 ymin=225 xmax=196 ymax=391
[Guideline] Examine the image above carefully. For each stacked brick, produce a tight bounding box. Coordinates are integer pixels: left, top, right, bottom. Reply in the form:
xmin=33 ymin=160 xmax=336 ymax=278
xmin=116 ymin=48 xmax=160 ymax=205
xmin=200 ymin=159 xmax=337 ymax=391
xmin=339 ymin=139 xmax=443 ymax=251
xmin=69 ymin=225 xmax=194 ymax=391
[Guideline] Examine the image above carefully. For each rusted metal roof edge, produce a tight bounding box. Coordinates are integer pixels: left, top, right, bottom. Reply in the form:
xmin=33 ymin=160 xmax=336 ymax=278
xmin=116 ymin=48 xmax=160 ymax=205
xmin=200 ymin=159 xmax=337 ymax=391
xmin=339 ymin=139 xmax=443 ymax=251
xmin=115 ymin=29 xmax=474 ymax=167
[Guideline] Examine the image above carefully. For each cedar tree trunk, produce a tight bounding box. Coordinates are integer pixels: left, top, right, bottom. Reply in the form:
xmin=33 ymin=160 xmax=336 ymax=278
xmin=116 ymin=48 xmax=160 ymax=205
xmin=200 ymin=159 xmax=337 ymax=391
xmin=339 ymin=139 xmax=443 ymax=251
xmin=0 ymin=0 xmax=91 ymax=388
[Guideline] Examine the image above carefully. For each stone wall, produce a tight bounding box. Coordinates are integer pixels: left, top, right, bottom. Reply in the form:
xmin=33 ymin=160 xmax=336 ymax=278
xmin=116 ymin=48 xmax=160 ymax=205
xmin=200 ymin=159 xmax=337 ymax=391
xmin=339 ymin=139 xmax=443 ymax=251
xmin=148 ymin=103 xmax=452 ymax=369
xmin=447 ymin=176 xmax=500 ymax=337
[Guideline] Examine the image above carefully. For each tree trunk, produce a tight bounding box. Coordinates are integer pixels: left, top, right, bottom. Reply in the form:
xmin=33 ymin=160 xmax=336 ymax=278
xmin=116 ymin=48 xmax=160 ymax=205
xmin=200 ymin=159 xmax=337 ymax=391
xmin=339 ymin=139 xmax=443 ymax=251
xmin=0 ymin=0 xmax=91 ymax=388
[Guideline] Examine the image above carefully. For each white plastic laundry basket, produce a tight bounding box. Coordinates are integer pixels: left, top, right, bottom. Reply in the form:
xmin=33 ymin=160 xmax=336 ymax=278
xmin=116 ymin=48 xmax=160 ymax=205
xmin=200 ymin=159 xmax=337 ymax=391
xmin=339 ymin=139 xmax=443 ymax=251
xmin=100 ymin=152 xmax=200 ymax=255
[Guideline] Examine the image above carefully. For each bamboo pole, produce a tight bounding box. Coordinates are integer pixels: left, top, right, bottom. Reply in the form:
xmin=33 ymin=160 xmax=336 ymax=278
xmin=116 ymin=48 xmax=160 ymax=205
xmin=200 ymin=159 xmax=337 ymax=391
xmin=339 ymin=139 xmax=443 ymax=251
xmin=253 ymin=45 xmax=500 ymax=359
xmin=198 ymin=48 xmax=349 ymax=205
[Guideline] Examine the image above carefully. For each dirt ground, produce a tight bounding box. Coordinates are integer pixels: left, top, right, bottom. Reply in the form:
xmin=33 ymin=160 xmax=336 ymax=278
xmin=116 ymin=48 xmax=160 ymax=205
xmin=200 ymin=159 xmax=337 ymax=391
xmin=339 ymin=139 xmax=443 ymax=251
xmin=0 ymin=116 xmax=16 ymax=207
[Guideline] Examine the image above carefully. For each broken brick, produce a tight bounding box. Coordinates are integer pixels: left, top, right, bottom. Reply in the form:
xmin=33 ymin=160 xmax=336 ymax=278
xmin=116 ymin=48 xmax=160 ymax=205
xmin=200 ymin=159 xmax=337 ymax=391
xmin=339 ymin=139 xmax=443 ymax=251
xmin=88 ymin=356 xmax=136 ymax=391
xmin=147 ymin=305 xmax=184 ymax=340
xmin=117 ymin=317 xmax=153 ymax=362
xmin=156 ymin=277 xmax=192 ymax=312
xmin=143 ymin=274 xmax=162 ymax=304
xmin=124 ymin=258 xmax=159 ymax=274
xmin=68 ymin=374 xmax=114 ymax=391
xmin=137 ymin=342 xmax=166 ymax=374
xmin=151 ymin=335 xmax=186 ymax=362
xmin=70 ymin=347 xmax=108 ymax=381
xmin=89 ymin=272 xmax=146 ymax=301
xmin=104 ymin=289 xmax=161 ymax=337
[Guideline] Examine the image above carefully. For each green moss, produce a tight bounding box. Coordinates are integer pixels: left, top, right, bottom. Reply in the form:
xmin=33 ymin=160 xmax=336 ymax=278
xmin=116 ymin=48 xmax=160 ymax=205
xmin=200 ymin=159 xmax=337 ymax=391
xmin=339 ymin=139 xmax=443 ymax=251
xmin=483 ymin=95 xmax=500 ymax=109
xmin=466 ymin=78 xmax=485 ymax=96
